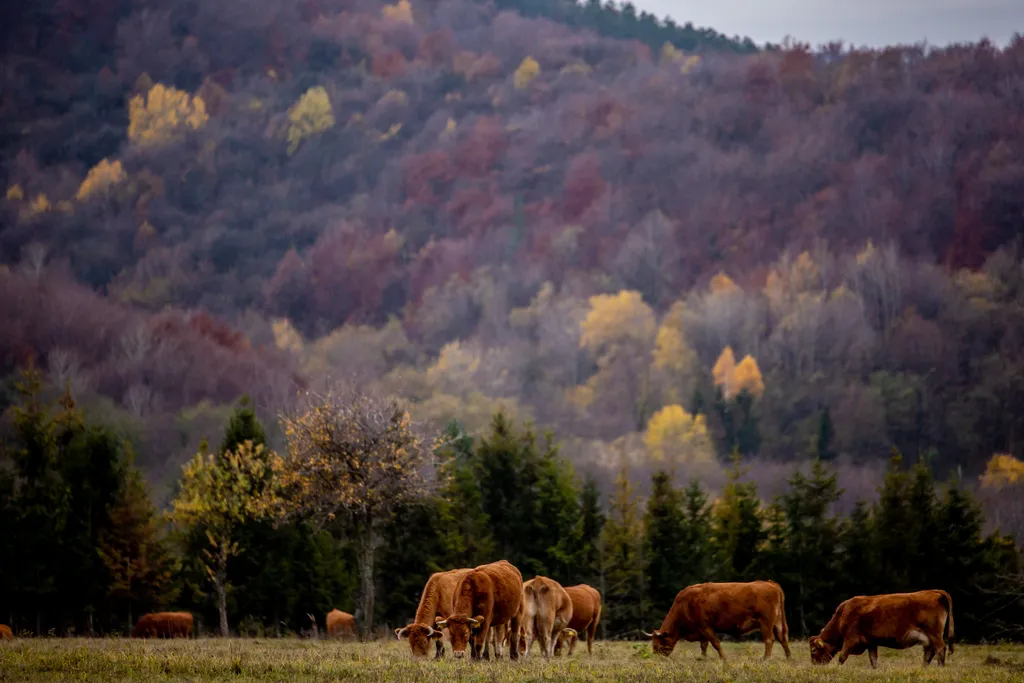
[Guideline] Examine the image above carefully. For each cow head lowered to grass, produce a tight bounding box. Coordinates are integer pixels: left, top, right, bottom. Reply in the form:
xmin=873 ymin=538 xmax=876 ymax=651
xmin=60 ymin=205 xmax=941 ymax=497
xmin=645 ymin=628 xmax=679 ymax=656
xmin=395 ymin=623 xmax=444 ymax=658
xmin=809 ymin=635 xmax=837 ymax=664
xmin=433 ymin=615 xmax=482 ymax=658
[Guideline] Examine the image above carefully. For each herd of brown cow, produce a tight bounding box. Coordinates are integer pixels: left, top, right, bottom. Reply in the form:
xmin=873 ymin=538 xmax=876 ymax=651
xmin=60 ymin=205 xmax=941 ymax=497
xmin=393 ymin=560 xmax=953 ymax=668
xmin=0 ymin=564 xmax=955 ymax=669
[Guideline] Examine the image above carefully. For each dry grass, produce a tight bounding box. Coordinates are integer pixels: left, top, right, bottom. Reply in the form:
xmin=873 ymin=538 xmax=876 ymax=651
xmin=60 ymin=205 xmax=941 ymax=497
xmin=2 ymin=638 xmax=1023 ymax=682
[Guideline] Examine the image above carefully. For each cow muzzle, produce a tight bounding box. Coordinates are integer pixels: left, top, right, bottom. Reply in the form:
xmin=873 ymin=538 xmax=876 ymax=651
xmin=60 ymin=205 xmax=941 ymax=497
xmin=453 ymin=650 xmax=465 ymax=659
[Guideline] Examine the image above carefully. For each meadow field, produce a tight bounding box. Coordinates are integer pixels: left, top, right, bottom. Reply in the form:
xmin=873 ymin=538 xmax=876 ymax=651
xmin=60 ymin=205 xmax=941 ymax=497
xmin=2 ymin=639 xmax=1024 ymax=683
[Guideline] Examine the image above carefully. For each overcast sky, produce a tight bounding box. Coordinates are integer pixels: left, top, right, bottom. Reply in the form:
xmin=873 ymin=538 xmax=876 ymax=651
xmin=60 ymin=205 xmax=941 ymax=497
xmin=634 ymin=1 xmax=1024 ymax=48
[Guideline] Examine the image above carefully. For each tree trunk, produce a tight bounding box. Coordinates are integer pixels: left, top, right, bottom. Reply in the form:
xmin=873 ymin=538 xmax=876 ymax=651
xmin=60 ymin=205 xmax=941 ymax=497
xmin=216 ymin=543 xmax=230 ymax=637
xmin=357 ymin=513 xmax=377 ymax=639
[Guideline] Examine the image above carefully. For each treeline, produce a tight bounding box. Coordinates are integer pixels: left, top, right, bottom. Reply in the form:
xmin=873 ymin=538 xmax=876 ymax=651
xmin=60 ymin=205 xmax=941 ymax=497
xmin=486 ymin=0 xmax=758 ymax=53
xmin=2 ymin=368 xmax=1021 ymax=641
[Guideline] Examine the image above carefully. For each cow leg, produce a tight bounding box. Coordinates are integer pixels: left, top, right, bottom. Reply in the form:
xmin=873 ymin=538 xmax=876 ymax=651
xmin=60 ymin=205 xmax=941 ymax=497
xmin=586 ymin=621 xmax=597 ymax=656
xmin=703 ymin=631 xmax=726 ymax=661
xmin=509 ymin=613 xmax=522 ymax=661
xmin=435 ymin=638 xmax=445 ymax=660
xmin=760 ymin=621 xmax=775 ymax=660
xmin=838 ymin=641 xmax=864 ymax=665
xmin=700 ymin=640 xmax=709 ymax=658
xmin=868 ymin=646 xmax=878 ymax=669
xmin=773 ymin=623 xmax=791 ymax=659
xmin=934 ymin=637 xmax=947 ymax=666
xmin=923 ymin=645 xmax=936 ymax=666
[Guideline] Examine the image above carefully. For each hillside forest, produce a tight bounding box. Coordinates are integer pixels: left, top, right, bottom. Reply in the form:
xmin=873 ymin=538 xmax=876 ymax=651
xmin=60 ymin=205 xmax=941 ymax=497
xmin=2 ymin=0 xmax=1024 ymax=643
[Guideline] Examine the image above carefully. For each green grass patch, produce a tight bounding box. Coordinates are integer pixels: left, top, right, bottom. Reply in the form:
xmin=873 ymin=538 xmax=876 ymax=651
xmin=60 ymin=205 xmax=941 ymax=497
xmin=2 ymin=639 xmax=1023 ymax=682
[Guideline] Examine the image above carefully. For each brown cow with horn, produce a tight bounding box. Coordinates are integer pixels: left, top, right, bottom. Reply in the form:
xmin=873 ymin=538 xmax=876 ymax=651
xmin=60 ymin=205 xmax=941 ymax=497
xmin=645 ymin=581 xmax=791 ymax=660
xmin=131 ymin=612 xmax=194 ymax=638
xmin=396 ymin=568 xmax=472 ymax=658
xmin=435 ymin=560 xmax=523 ymax=660
xmin=810 ymin=590 xmax=954 ymax=668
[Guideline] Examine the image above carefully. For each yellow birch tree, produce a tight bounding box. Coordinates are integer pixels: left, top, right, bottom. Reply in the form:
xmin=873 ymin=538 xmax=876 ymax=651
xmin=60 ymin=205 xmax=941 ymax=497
xmin=168 ymin=440 xmax=278 ymax=637
xmin=128 ymin=84 xmax=208 ymax=147
xmin=287 ymin=86 xmax=335 ymax=155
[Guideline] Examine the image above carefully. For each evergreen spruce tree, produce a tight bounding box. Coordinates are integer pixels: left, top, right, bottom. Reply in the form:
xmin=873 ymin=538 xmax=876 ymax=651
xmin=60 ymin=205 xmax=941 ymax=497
xmin=678 ymin=480 xmax=715 ymax=585
xmin=434 ymin=420 xmax=494 ymax=569
xmin=570 ymin=476 xmax=605 ymax=587
xmin=906 ymin=457 xmax=940 ymax=588
xmin=774 ymin=460 xmax=841 ymax=636
xmin=873 ymin=451 xmax=914 ymax=591
xmin=599 ymin=467 xmax=646 ymax=638
xmin=644 ymin=471 xmax=686 ymax=613
xmin=530 ymin=431 xmax=580 ymax=579
xmin=98 ymin=461 xmax=178 ymax=632
xmin=475 ymin=411 xmax=529 ymax=565
xmin=837 ymin=500 xmax=877 ymax=598
xmin=3 ymin=365 xmax=69 ymax=632
xmin=711 ymin=452 xmax=764 ymax=580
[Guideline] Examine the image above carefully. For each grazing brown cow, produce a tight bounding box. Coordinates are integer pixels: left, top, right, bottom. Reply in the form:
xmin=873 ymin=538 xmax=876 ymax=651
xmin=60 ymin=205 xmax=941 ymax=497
xmin=436 ymin=560 xmax=523 ymax=660
xmin=0 ymin=624 xmax=13 ymax=640
xmin=518 ymin=576 xmax=573 ymax=658
xmin=645 ymin=581 xmax=791 ymax=660
xmin=396 ymin=568 xmax=472 ymax=658
xmin=562 ymin=584 xmax=602 ymax=655
xmin=554 ymin=627 xmax=578 ymax=656
xmin=810 ymin=590 xmax=954 ymax=668
xmin=131 ymin=612 xmax=194 ymax=638
xmin=326 ymin=609 xmax=356 ymax=639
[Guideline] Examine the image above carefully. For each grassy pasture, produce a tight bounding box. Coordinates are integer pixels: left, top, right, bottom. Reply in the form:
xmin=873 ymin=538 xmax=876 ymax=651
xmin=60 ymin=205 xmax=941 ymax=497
xmin=2 ymin=638 xmax=1023 ymax=682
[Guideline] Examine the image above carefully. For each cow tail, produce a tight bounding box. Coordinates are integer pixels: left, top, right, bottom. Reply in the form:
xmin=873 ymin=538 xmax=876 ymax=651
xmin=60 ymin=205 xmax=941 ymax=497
xmin=778 ymin=589 xmax=790 ymax=641
xmin=940 ymin=591 xmax=954 ymax=656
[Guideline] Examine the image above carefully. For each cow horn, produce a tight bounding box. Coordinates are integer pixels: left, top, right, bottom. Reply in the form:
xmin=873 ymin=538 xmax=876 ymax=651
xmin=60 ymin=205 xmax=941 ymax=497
xmin=434 ymin=619 xmax=447 ymax=629
xmin=642 ymin=630 xmax=654 ymax=638
xmin=395 ymin=627 xmax=408 ymax=640
xmin=468 ymin=617 xmax=481 ymax=628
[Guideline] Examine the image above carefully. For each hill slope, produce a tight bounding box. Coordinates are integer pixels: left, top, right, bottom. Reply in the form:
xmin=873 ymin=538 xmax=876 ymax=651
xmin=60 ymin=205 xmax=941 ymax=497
xmin=2 ymin=0 xmax=1024 ymax=488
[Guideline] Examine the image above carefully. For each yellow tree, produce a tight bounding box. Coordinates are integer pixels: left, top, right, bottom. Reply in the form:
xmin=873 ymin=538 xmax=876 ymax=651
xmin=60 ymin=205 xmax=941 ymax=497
xmin=168 ymin=440 xmax=278 ymax=636
xmin=644 ymin=404 xmax=715 ymax=470
xmin=287 ymin=86 xmax=335 ymax=155
xmin=652 ymin=301 xmax=698 ymax=404
xmin=712 ymin=346 xmax=737 ymax=397
xmin=76 ymin=158 xmax=127 ymax=201
xmin=733 ymin=355 xmax=765 ymax=399
xmin=277 ymin=389 xmax=431 ymax=634
xmin=514 ymin=56 xmax=540 ymax=90
xmin=382 ymin=0 xmax=414 ymax=23
xmin=579 ymin=290 xmax=657 ymax=431
xmin=128 ymin=83 xmax=208 ymax=147
xmin=981 ymin=454 xmax=1024 ymax=489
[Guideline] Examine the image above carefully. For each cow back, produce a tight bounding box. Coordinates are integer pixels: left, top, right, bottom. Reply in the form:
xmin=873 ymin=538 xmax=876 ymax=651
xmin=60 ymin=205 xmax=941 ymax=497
xmin=564 ymin=585 xmax=601 ymax=632
xmin=666 ymin=582 xmax=783 ymax=635
xmin=454 ymin=560 xmax=523 ymax=627
xmin=414 ymin=567 xmax=472 ymax=624
xmin=0 ymin=624 xmax=12 ymax=640
xmin=836 ymin=590 xmax=951 ymax=644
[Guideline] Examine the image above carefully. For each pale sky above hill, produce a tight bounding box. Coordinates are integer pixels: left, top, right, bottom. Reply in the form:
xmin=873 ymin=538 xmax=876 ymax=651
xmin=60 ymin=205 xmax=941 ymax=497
xmin=635 ymin=1 xmax=1024 ymax=48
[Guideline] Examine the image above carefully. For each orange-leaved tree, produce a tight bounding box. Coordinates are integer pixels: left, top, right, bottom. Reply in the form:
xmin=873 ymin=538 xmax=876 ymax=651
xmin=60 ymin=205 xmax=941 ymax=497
xmin=276 ymin=388 xmax=433 ymax=634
